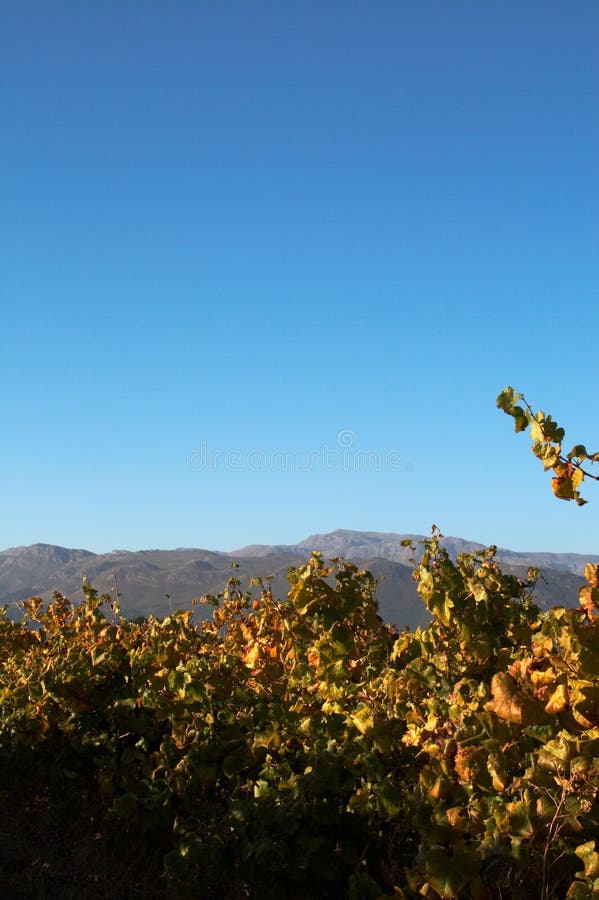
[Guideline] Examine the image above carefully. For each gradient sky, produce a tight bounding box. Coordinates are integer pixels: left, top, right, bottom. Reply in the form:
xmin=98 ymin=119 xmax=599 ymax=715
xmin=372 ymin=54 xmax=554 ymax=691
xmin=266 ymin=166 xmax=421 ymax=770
xmin=2 ymin=1 xmax=598 ymax=555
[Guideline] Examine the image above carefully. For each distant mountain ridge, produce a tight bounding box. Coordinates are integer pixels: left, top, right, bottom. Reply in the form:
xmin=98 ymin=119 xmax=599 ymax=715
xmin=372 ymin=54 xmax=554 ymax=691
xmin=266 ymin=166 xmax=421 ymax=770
xmin=1 ymin=530 xmax=596 ymax=629
xmin=235 ymin=529 xmax=598 ymax=575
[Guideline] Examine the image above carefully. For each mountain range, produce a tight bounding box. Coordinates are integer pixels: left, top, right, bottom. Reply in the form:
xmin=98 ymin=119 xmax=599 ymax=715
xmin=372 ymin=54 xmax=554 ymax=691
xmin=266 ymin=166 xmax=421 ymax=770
xmin=1 ymin=530 xmax=596 ymax=630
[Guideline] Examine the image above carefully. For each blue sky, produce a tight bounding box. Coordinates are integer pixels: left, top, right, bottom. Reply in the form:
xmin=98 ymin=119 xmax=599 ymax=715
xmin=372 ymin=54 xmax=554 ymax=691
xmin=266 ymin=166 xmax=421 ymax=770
xmin=2 ymin=2 xmax=598 ymax=554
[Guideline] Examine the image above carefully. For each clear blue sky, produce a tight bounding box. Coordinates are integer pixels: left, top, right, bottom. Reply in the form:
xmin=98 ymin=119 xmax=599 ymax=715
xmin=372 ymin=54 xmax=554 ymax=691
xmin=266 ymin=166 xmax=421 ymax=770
xmin=2 ymin=2 xmax=598 ymax=554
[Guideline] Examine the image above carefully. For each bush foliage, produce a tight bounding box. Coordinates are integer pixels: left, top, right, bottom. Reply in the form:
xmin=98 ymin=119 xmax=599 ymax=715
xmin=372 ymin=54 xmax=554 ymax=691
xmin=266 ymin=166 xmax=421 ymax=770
xmin=1 ymin=531 xmax=598 ymax=898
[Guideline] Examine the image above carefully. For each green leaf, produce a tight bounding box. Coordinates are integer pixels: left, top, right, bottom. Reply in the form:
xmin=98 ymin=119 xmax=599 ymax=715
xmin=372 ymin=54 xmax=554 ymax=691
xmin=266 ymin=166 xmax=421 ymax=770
xmin=506 ymin=800 xmax=534 ymax=838
xmin=375 ymin=778 xmax=403 ymax=819
xmin=513 ymin=406 xmax=530 ymax=432
xmin=222 ymin=748 xmax=251 ymax=777
xmin=424 ymin=845 xmax=479 ymax=898
xmin=497 ymin=386 xmax=521 ymax=412
xmin=566 ymin=880 xmax=594 ymax=899
xmin=570 ymin=445 xmax=588 ymax=460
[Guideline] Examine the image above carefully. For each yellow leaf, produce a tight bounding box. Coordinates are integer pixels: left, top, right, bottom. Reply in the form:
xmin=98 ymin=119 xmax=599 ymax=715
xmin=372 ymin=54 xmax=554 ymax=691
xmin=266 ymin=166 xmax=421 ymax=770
xmin=544 ymin=683 xmax=568 ymax=714
xmin=584 ymin=563 xmax=599 ymax=588
xmin=530 ymin=668 xmax=558 ymax=688
xmin=530 ymin=417 xmax=545 ymax=442
xmin=575 ymin=841 xmax=599 ymax=879
xmin=243 ymin=643 xmax=261 ymax=668
xmin=351 ymin=704 xmax=375 ymax=735
xmin=579 ymin=584 xmax=599 ymax=616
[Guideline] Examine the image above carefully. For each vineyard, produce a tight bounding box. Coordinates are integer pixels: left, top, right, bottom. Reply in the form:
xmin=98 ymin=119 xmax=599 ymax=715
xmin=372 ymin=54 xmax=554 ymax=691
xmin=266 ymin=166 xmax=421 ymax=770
xmin=1 ymin=532 xmax=598 ymax=898
xmin=1 ymin=391 xmax=598 ymax=898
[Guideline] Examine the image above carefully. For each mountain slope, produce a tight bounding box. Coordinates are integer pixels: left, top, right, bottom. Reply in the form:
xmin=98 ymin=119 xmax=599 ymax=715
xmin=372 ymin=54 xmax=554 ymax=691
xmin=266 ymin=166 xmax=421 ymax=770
xmin=0 ymin=531 xmax=594 ymax=628
xmin=236 ymin=529 xmax=599 ymax=575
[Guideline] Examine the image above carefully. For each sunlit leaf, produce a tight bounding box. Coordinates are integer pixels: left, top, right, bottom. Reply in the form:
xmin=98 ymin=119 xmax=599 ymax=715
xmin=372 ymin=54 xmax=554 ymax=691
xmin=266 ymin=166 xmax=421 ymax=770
xmin=485 ymin=672 xmax=545 ymax=725
xmin=544 ymin=683 xmax=568 ymax=714
xmin=575 ymin=841 xmax=599 ymax=879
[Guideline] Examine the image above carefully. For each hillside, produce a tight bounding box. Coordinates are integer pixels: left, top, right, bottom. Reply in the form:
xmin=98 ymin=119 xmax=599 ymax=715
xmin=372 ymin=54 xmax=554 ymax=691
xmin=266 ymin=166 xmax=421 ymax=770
xmin=1 ymin=530 xmax=594 ymax=628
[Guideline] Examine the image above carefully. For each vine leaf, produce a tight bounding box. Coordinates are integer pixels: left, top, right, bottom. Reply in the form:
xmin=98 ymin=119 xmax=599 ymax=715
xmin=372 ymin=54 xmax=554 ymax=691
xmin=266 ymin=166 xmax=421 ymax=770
xmin=497 ymin=386 xmax=598 ymax=504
